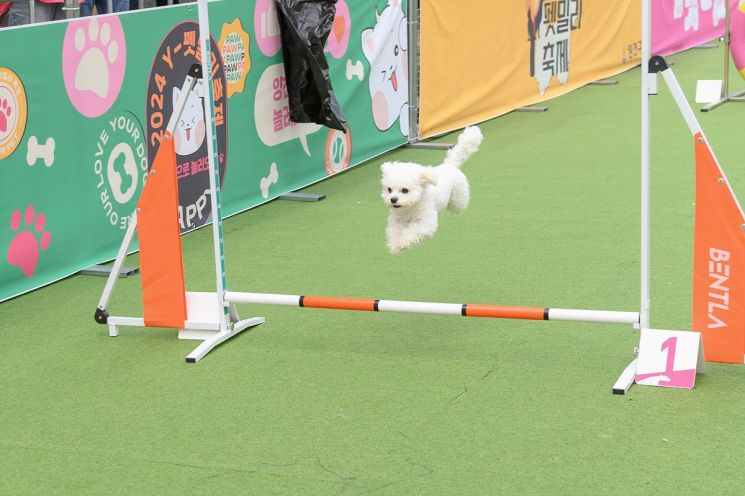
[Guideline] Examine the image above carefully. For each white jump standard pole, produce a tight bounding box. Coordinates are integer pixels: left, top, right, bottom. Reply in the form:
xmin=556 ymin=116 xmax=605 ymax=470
xmin=612 ymin=0 xmax=652 ymax=395
xmin=185 ymin=0 xmax=265 ymax=363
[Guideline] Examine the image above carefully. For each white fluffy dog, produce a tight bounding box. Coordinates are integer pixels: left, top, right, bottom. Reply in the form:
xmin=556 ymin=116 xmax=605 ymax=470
xmin=381 ymin=126 xmax=484 ymax=253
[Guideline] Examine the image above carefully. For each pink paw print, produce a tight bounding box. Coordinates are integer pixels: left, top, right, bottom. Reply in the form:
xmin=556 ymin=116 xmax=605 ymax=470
xmin=0 ymin=98 xmax=11 ymax=133
xmin=6 ymin=206 xmax=51 ymax=278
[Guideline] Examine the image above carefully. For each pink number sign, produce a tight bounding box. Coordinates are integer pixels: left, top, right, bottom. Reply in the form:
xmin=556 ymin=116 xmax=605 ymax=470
xmin=636 ymin=331 xmax=702 ymax=389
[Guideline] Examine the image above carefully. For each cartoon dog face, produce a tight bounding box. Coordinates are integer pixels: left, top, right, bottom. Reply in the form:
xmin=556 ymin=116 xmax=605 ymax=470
xmin=361 ymin=0 xmax=409 ymax=135
xmin=172 ymin=86 xmax=207 ymax=156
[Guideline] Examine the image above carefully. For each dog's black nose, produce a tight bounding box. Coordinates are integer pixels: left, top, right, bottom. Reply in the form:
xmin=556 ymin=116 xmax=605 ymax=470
xmin=391 ymin=197 xmax=398 ymax=204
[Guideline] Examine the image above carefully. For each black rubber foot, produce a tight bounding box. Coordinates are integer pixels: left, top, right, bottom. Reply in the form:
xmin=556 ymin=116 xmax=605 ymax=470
xmin=94 ymin=307 xmax=109 ymax=324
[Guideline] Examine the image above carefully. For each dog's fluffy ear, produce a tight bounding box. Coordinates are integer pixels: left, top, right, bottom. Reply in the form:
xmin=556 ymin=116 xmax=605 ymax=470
xmin=380 ymin=162 xmax=392 ymax=174
xmin=419 ymin=170 xmax=437 ymax=187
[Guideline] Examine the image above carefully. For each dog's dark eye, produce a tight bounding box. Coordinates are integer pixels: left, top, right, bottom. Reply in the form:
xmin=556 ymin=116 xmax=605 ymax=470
xmin=401 ymin=188 xmax=409 ymax=194
xmin=388 ymin=188 xmax=392 ymax=193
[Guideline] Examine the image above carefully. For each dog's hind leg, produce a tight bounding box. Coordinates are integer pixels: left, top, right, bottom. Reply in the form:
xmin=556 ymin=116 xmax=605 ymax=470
xmin=447 ymin=176 xmax=470 ymax=214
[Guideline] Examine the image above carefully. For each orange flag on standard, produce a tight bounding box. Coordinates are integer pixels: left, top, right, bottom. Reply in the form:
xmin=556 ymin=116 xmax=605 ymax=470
xmin=692 ymin=133 xmax=745 ymax=363
xmin=136 ymin=132 xmax=187 ymax=329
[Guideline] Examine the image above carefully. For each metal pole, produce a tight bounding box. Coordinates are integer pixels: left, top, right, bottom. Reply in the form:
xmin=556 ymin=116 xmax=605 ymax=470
xmin=63 ymin=0 xmax=79 ymax=19
xmin=407 ymin=0 xmax=419 ymax=143
xmin=640 ymin=0 xmax=651 ymax=330
xmin=514 ymin=105 xmax=548 ymax=112
xmin=612 ymin=0 xmax=653 ymax=395
xmin=612 ymin=3 xmax=651 ymax=390
xmin=197 ymin=0 xmax=230 ymax=334
xmin=722 ymin=0 xmax=732 ymax=99
xmin=106 ymin=0 xmax=113 ymax=13
xmin=660 ymin=63 xmax=745 ymax=217
xmin=403 ymin=0 xmax=453 ymax=150
xmin=28 ymin=0 xmax=35 ymax=24
xmin=95 ymin=210 xmax=139 ymax=330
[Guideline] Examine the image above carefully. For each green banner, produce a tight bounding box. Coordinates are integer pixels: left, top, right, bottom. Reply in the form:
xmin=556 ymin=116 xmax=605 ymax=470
xmin=0 ymin=0 xmax=408 ymax=302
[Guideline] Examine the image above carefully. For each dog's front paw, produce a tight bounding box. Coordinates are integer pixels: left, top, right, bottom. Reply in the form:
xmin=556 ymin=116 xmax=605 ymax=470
xmin=387 ymin=231 xmax=418 ymax=254
xmin=387 ymin=239 xmax=408 ymax=254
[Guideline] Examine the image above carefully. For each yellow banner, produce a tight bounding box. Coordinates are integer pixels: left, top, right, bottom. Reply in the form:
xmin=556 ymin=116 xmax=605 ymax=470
xmin=419 ymin=0 xmax=641 ymax=138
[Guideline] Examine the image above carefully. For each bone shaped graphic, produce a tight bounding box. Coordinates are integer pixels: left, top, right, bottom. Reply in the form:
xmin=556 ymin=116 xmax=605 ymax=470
xmin=26 ymin=136 xmax=56 ymax=167
xmin=260 ymin=162 xmax=279 ymax=198
xmin=346 ymin=59 xmax=364 ymax=81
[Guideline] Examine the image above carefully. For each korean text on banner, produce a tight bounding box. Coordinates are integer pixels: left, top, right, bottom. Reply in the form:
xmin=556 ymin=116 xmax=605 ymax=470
xmin=419 ymin=0 xmax=641 ymax=138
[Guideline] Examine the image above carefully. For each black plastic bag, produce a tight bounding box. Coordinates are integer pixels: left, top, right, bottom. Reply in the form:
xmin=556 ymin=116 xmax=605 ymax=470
xmin=275 ymin=0 xmax=347 ymax=131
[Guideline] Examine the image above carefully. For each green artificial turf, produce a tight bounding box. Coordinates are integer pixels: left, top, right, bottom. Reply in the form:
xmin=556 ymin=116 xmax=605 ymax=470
xmin=2 ymin=45 xmax=745 ymax=495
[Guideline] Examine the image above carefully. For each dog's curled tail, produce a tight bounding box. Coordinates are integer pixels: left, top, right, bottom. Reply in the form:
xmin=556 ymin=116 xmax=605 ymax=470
xmin=442 ymin=126 xmax=483 ymax=168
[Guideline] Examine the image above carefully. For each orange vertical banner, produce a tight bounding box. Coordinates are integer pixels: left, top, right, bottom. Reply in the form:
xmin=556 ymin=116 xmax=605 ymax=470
xmin=692 ymin=133 xmax=745 ymax=363
xmin=136 ymin=133 xmax=187 ymax=329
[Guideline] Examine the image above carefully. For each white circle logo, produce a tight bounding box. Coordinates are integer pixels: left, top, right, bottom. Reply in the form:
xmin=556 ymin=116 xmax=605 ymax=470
xmin=107 ymin=142 xmax=138 ymax=204
xmin=92 ymin=111 xmax=147 ymax=230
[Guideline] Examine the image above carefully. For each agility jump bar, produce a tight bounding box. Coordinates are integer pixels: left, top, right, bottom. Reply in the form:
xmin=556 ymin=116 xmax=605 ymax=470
xmin=225 ymin=292 xmax=639 ymax=325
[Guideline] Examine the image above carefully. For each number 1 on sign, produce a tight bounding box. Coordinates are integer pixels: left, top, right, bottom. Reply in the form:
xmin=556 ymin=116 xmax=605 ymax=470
xmin=660 ymin=336 xmax=677 ymax=375
xmin=635 ymin=329 xmax=704 ymax=389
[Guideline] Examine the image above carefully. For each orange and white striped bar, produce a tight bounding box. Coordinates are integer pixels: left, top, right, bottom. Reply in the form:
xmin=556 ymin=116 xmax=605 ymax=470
xmin=224 ymin=292 xmax=639 ymax=325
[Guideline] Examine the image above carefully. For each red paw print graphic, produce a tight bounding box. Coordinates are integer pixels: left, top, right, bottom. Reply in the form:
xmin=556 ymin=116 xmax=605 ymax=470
xmin=0 ymin=98 xmax=11 ymax=134
xmin=6 ymin=206 xmax=52 ymax=278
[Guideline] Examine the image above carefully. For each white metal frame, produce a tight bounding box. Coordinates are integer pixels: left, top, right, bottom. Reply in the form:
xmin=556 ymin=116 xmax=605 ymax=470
xmin=97 ymin=0 xmax=731 ymax=397
xmin=94 ymin=45 xmax=264 ymax=363
xmin=95 ymin=0 xmax=643 ymax=385
xmin=614 ymin=0 xmax=745 ymax=393
xmin=95 ymin=68 xmax=200 ymax=321
xmin=659 ymin=57 xmax=745 ymax=216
